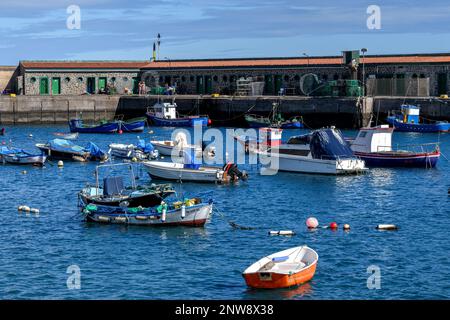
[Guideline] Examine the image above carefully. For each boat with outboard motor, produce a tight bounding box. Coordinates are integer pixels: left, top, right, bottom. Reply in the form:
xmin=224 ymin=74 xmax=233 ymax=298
xmin=0 ymin=146 xmax=47 ymax=166
xmin=36 ymin=139 xmax=108 ymax=161
xmin=109 ymin=138 xmax=158 ymax=160
xmin=146 ymin=101 xmax=210 ymax=127
xmin=79 ymin=163 xmax=175 ymax=207
xmin=386 ymin=105 xmax=450 ymax=133
xmin=349 ymin=125 xmax=440 ymax=167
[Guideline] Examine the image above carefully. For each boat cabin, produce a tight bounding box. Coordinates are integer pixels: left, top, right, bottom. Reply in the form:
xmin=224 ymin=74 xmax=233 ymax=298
xmin=152 ymin=102 xmax=178 ymax=119
xmin=399 ymin=105 xmax=420 ymax=124
xmin=351 ymin=125 xmax=393 ymax=153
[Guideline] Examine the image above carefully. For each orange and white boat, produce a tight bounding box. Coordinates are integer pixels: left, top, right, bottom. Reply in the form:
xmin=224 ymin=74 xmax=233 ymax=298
xmin=242 ymin=246 xmax=318 ymax=289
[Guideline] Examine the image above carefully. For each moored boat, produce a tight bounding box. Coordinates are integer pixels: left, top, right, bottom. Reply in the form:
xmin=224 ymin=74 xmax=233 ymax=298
xmin=117 ymin=117 xmax=146 ymax=133
xmin=146 ymin=102 xmax=210 ymax=127
xmin=242 ymin=246 xmax=318 ymax=289
xmin=36 ymin=138 xmax=108 ymax=161
xmin=386 ymin=105 xmax=450 ymax=133
xmin=0 ymin=146 xmax=47 ymax=166
xmin=245 ymin=114 xmax=303 ymax=129
xmin=69 ymin=119 xmax=119 ymax=133
xmin=349 ymin=125 xmax=440 ymax=168
xmin=53 ymin=132 xmax=79 ymax=140
xmin=109 ymin=139 xmax=158 ymax=160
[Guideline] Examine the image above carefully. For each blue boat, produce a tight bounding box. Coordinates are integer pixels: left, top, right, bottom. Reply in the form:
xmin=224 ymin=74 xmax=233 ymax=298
xmin=36 ymin=139 xmax=108 ymax=161
xmin=386 ymin=105 xmax=450 ymax=133
xmin=69 ymin=119 xmax=119 ymax=133
xmin=146 ymin=102 xmax=210 ymax=127
xmin=114 ymin=116 xmax=146 ymax=133
xmin=0 ymin=146 xmax=47 ymax=166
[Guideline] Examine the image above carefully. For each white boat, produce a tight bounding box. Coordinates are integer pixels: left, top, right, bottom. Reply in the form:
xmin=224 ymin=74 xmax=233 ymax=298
xmin=0 ymin=146 xmax=47 ymax=166
xmin=151 ymin=132 xmax=203 ymax=158
xmin=143 ymin=161 xmax=224 ymax=182
xmin=108 ymin=142 xmax=158 ymax=160
xmin=258 ymin=127 xmax=367 ymax=175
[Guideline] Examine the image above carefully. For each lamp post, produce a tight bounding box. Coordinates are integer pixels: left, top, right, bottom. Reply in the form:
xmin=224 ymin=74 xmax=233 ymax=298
xmin=302 ymin=53 xmax=310 ymax=67
xmin=361 ymin=48 xmax=367 ymax=96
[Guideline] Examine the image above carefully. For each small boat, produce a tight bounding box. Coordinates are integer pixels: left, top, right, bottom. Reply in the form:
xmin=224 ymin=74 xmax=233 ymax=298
xmin=386 ymin=105 xmax=450 ymax=133
xmin=116 ymin=116 xmax=146 ymax=133
xmin=36 ymin=138 xmax=108 ymax=161
xmin=242 ymin=246 xmax=318 ymax=289
xmin=146 ymin=101 xmax=210 ymax=127
xmin=245 ymin=114 xmax=303 ymax=129
xmin=258 ymin=127 xmax=367 ymax=175
xmin=0 ymin=146 xmax=47 ymax=166
xmin=78 ymin=163 xmax=175 ymax=207
xmin=69 ymin=119 xmax=119 ymax=133
xmin=109 ymin=139 xmax=158 ymax=160
xmin=349 ymin=125 xmax=440 ymax=168
xmin=0 ymin=128 xmax=5 ymax=136
xmin=151 ymin=132 xmax=202 ymax=157
xmin=53 ymin=132 xmax=79 ymax=140
xmin=81 ymin=198 xmax=214 ymax=227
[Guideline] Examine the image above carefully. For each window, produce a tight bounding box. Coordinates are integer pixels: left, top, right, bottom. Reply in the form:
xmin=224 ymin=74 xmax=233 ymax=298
xmin=420 ymin=74 xmax=426 ymax=78
xmin=159 ymin=76 xmax=164 ymax=82
xmin=294 ymin=75 xmax=300 ymax=81
xmin=30 ymin=77 xmax=36 ymax=83
xmin=322 ymin=74 xmax=328 ymax=81
xmin=190 ymin=76 xmax=194 ymax=82
xmin=213 ymin=75 xmax=218 ymax=82
xmin=284 ymin=75 xmax=290 ymax=81
xmin=223 ymin=75 xmax=228 ymax=82
xmin=412 ymin=74 xmax=418 ymax=78
xmin=123 ymin=77 xmax=128 ymax=82
xmin=65 ymin=77 xmax=70 ymax=83
xmin=181 ymin=76 xmax=186 ymax=82
xmin=333 ymin=74 xmax=339 ymax=80
xmin=78 ymin=77 xmax=83 ymax=82
xmin=111 ymin=77 xmax=116 ymax=82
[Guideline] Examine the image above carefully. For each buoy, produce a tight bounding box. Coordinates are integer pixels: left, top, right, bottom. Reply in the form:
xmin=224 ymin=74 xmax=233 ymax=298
xmin=131 ymin=157 xmax=138 ymax=162
xmin=343 ymin=224 xmax=351 ymax=231
xmin=269 ymin=230 xmax=296 ymax=236
xmin=329 ymin=222 xmax=338 ymax=230
xmin=30 ymin=208 xmax=39 ymax=214
xmin=208 ymin=119 xmax=212 ymax=125
xmin=160 ymin=156 xmax=165 ymax=160
xmin=29 ymin=134 xmax=33 ymax=138
xmin=57 ymin=160 xmax=64 ymax=167
xmin=22 ymin=206 xmax=31 ymax=212
xmin=148 ymin=130 xmax=154 ymax=134
xmin=376 ymin=224 xmax=398 ymax=231
xmin=306 ymin=217 xmax=319 ymax=229
xmin=22 ymin=170 xmax=27 ymax=174
xmin=181 ymin=204 xmax=186 ymax=219
xmin=161 ymin=208 xmax=166 ymax=222
xmin=118 ymin=130 xmax=123 ymax=134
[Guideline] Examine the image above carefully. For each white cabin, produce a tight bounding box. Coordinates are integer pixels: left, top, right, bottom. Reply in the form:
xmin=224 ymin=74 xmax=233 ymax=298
xmin=152 ymin=102 xmax=178 ymax=119
xmin=351 ymin=125 xmax=393 ymax=153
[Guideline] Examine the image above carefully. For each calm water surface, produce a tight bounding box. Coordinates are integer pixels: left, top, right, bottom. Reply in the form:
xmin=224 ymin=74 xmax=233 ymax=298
xmin=0 ymin=125 xmax=449 ymax=299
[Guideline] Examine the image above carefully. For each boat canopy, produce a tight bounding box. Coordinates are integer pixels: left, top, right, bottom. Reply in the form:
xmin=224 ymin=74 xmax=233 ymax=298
xmin=48 ymin=139 xmax=106 ymax=158
xmin=137 ymin=139 xmax=155 ymax=153
xmin=287 ymin=134 xmax=312 ymax=145
xmin=85 ymin=142 xmax=107 ymax=159
xmin=310 ymin=128 xmax=355 ymax=160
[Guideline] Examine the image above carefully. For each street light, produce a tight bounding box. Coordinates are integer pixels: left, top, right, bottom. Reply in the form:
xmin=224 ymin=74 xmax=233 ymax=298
xmin=361 ymin=48 xmax=368 ymax=96
xmin=302 ymin=53 xmax=310 ymax=67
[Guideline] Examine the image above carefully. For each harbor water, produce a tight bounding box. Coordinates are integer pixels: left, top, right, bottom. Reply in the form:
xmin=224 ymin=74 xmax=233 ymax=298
xmin=0 ymin=125 xmax=449 ymax=299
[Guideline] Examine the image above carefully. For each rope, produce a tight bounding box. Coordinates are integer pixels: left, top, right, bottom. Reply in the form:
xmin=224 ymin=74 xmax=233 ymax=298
xmin=213 ymin=206 xmax=262 ymax=230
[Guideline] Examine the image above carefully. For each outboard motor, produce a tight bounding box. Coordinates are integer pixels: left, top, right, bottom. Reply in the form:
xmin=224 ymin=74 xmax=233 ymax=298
xmin=223 ymin=163 xmax=248 ymax=181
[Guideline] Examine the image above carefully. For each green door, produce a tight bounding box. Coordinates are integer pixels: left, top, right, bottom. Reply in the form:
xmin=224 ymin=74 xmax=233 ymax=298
xmin=51 ymin=77 xmax=60 ymax=95
xmin=132 ymin=77 xmax=139 ymax=94
xmin=274 ymin=75 xmax=283 ymax=95
xmin=438 ymin=73 xmax=447 ymax=95
xmin=39 ymin=78 xmax=49 ymax=95
xmin=204 ymin=75 xmax=213 ymax=94
xmin=196 ymin=76 xmax=204 ymax=94
xmin=87 ymin=77 xmax=96 ymax=94
xmin=264 ymin=75 xmax=274 ymax=95
xmin=98 ymin=77 xmax=107 ymax=93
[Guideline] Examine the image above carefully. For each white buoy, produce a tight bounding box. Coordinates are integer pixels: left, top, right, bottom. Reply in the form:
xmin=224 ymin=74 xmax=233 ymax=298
xmin=269 ymin=230 xmax=296 ymax=236
xmin=161 ymin=208 xmax=167 ymax=222
xmin=22 ymin=206 xmax=31 ymax=212
xmin=29 ymin=134 xmax=33 ymax=138
xmin=22 ymin=170 xmax=27 ymax=174
xmin=181 ymin=204 xmax=186 ymax=219
xmin=57 ymin=160 xmax=64 ymax=167
xmin=376 ymin=224 xmax=398 ymax=231
xmin=18 ymin=205 xmax=24 ymax=211
xmin=30 ymin=208 xmax=40 ymax=214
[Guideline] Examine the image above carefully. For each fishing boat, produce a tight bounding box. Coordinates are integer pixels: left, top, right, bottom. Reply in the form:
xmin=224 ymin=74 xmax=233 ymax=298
xmin=386 ymin=105 xmax=450 ymax=133
xmin=257 ymin=127 xmax=367 ymax=175
xmin=69 ymin=119 xmax=119 ymax=133
xmin=36 ymin=138 xmax=108 ymax=161
xmin=116 ymin=116 xmax=146 ymax=133
xmin=109 ymin=139 xmax=158 ymax=160
xmin=0 ymin=146 xmax=47 ymax=166
xmin=78 ymin=163 xmax=175 ymax=207
xmin=81 ymin=198 xmax=214 ymax=227
xmin=245 ymin=102 xmax=303 ymax=129
xmin=349 ymin=125 xmax=440 ymax=168
xmin=242 ymin=246 xmax=318 ymax=289
xmin=146 ymin=101 xmax=210 ymax=127
xmin=53 ymin=132 xmax=79 ymax=140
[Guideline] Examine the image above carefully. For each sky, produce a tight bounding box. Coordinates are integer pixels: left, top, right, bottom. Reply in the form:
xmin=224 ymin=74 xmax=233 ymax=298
xmin=1 ymin=0 xmax=450 ymax=65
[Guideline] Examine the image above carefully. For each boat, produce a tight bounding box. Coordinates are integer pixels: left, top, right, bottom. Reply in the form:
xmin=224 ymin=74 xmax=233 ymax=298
xmin=245 ymin=102 xmax=303 ymax=129
xmin=0 ymin=146 xmax=47 ymax=166
xmin=36 ymin=138 xmax=108 ymax=161
xmin=242 ymin=246 xmax=318 ymax=289
xmin=78 ymin=163 xmax=175 ymax=207
xmin=53 ymin=132 xmax=79 ymax=140
xmin=349 ymin=125 xmax=440 ymax=168
xmin=151 ymin=132 xmax=202 ymax=158
xmin=257 ymin=127 xmax=367 ymax=175
xmin=69 ymin=119 xmax=119 ymax=133
xmin=146 ymin=101 xmax=210 ymax=127
xmin=81 ymin=198 xmax=214 ymax=227
xmin=109 ymin=139 xmax=158 ymax=160
xmin=116 ymin=116 xmax=146 ymax=133
xmin=386 ymin=105 xmax=450 ymax=133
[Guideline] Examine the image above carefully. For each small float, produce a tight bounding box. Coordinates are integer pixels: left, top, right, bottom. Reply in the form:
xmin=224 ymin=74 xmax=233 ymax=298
xmin=386 ymin=105 xmax=450 ymax=133
xmin=349 ymin=125 xmax=440 ymax=168
xmin=0 ymin=146 xmax=47 ymax=166
xmin=242 ymin=246 xmax=318 ymax=289
xmin=36 ymin=138 xmax=108 ymax=161
xmin=69 ymin=119 xmax=119 ymax=133
xmin=146 ymin=101 xmax=210 ymax=127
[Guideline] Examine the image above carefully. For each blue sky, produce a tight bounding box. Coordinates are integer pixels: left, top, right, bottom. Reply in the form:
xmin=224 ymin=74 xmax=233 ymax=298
xmin=1 ymin=0 xmax=450 ymax=65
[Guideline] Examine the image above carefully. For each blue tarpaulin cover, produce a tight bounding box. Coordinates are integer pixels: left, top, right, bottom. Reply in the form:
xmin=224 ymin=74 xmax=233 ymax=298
xmin=48 ymin=139 xmax=84 ymax=153
xmin=182 ymin=149 xmax=200 ymax=170
xmin=137 ymin=139 xmax=155 ymax=153
xmin=84 ymin=142 xmax=106 ymax=159
xmin=309 ymin=129 xmax=355 ymax=160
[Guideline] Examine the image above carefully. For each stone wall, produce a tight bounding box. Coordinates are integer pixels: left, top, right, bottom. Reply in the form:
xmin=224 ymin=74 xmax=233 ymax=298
xmin=23 ymin=71 xmax=140 ymax=95
xmin=0 ymin=67 xmax=17 ymax=94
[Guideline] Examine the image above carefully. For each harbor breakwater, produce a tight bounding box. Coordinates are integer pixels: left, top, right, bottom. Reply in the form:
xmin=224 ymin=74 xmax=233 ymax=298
xmin=1 ymin=95 xmax=449 ymax=128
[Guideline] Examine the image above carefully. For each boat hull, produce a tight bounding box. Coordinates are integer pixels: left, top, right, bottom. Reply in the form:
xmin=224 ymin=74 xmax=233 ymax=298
xmin=84 ymin=203 xmax=213 ymax=227
xmin=119 ymin=119 xmax=146 ymax=132
xmin=69 ymin=119 xmax=119 ymax=133
xmin=143 ymin=161 xmax=222 ymax=182
xmin=1 ymin=154 xmax=47 ymax=165
xmin=355 ymin=151 xmax=440 ymax=168
xmin=386 ymin=117 xmax=450 ymax=133
xmin=151 ymin=141 xmax=201 ymax=157
xmin=36 ymin=145 xmax=89 ymax=161
xmin=147 ymin=114 xmax=209 ymax=127
xmin=79 ymin=190 xmax=175 ymax=207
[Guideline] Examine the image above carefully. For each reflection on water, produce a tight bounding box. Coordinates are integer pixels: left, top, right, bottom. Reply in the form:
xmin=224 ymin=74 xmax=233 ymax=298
xmin=243 ymin=282 xmax=314 ymax=300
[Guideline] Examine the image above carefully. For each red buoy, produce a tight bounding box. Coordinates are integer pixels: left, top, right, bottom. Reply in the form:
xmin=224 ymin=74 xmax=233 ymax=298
xmin=208 ymin=119 xmax=212 ymax=125
xmin=118 ymin=130 xmax=123 ymax=134
xmin=329 ymin=222 xmax=338 ymax=229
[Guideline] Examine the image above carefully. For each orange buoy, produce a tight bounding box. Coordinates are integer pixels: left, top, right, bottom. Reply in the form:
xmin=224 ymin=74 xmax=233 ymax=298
xmin=329 ymin=222 xmax=338 ymax=230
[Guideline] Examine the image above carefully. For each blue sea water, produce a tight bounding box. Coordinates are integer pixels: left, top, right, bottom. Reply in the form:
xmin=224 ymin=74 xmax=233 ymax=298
xmin=0 ymin=125 xmax=449 ymax=300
